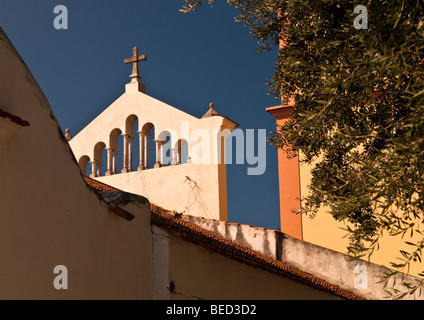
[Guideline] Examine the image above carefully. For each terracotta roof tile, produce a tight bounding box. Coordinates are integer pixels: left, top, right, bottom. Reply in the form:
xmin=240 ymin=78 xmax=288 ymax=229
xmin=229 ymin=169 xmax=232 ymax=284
xmin=84 ymin=176 xmax=119 ymax=192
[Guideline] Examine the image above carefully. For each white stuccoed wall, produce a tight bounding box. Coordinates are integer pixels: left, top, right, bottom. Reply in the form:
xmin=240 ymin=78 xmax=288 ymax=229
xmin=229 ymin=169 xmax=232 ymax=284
xmin=69 ymin=81 xmax=236 ymax=221
xmin=181 ymin=214 xmax=424 ymax=300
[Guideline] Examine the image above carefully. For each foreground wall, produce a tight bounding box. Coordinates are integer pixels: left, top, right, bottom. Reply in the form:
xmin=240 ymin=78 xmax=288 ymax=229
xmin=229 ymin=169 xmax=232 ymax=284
xmin=0 ymin=27 xmax=153 ymax=299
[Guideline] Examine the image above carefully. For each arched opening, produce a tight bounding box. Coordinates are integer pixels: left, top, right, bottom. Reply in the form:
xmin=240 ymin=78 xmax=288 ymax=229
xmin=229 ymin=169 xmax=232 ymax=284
xmin=176 ymin=139 xmax=189 ymax=164
xmin=109 ymin=128 xmax=122 ymax=175
xmin=122 ymin=114 xmax=139 ymax=173
xmin=93 ymin=141 xmax=107 ymax=177
xmin=78 ymin=155 xmax=91 ymax=176
xmin=132 ymin=118 xmax=140 ymax=172
xmin=158 ymin=130 xmax=172 ymax=166
xmin=125 ymin=114 xmax=138 ymax=135
xmin=141 ymin=122 xmax=155 ymax=169
xmin=109 ymin=128 xmax=122 ymax=151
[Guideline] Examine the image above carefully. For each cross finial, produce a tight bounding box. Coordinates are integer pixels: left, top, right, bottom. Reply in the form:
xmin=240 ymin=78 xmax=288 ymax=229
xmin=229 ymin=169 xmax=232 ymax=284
xmin=124 ymin=47 xmax=147 ymax=83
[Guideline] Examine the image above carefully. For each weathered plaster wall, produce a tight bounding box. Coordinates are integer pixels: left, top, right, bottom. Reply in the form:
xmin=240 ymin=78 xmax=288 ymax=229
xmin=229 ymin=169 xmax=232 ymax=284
xmin=0 ymin=28 xmax=153 ymax=299
xmin=181 ymin=215 xmax=424 ymax=300
xmin=96 ymin=162 xmax=228 ymax=221
xmin=0 ymin=116 xmax=23 ymax=149
xmin=151 ymin=225 xmax=341 ymax=300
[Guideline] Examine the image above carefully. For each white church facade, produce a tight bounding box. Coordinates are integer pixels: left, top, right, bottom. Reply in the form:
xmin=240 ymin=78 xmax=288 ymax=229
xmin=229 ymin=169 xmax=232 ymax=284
xmin=68 ymin=47 xmax=237 ymax=221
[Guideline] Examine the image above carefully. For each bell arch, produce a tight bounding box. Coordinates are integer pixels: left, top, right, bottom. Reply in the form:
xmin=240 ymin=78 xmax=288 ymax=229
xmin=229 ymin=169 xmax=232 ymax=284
xmin=156 ymin=130 xmax=172 ymax=167
xmin=106 ymin=128 xmax=122 ymax=175
xmin=93 ymin=141 xmax=106 ymax=177
xmin=121 ymin=115 xmax=139 ymax=173
xmin=125 ymin=114 xmax=138 ymax=135
xmin=139 ymin=122 xmax=155 ymax=169
xmin=175 ymin=139 xmax=189 ymax=164
xmin=78 ymin=155 xmax=91 ymax=176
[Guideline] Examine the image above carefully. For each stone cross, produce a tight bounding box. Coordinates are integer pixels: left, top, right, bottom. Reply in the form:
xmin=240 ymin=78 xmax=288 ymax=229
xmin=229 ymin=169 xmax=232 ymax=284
xmin=124 ymin=47 xmax=147 ymax=83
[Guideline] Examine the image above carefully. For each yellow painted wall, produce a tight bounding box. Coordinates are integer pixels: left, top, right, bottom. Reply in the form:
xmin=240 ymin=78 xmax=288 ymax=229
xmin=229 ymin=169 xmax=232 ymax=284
xmin=299 ymin=157 xmax=424 ymax=278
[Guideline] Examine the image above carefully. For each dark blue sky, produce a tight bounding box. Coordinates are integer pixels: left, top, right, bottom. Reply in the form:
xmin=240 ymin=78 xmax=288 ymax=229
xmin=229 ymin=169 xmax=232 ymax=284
xmin=1 ymin=0 xmax=281 ymax=229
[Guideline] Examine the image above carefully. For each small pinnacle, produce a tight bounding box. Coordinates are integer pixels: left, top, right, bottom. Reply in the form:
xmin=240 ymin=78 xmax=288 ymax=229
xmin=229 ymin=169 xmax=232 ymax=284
xmin=209 ymin=102 xmax=214 ymax=109
xmin=64 ymin=128 xmax=72 ymax=141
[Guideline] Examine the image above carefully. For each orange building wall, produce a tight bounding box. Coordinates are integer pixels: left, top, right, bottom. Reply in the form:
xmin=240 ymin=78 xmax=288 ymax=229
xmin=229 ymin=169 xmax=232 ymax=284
xmin=267 ymin=98 xmax=424 ymax=278
xmin=266 ymin=105 xmax=302 ymax=239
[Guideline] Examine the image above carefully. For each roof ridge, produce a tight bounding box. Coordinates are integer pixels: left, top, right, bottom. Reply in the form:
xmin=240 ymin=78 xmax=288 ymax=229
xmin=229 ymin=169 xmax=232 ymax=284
xmin=83 ymin=176 xmax=120 ymax=192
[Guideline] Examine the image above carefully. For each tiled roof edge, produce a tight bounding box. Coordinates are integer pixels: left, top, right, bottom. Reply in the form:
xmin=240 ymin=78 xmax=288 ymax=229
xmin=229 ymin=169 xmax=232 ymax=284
xmin=83 ymin=176 xmax=147 ymax=221
xmin=150 ymin=204 xmax=366 ymax=300
xmin=84 ymin=176 xmax=119 ymax=192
